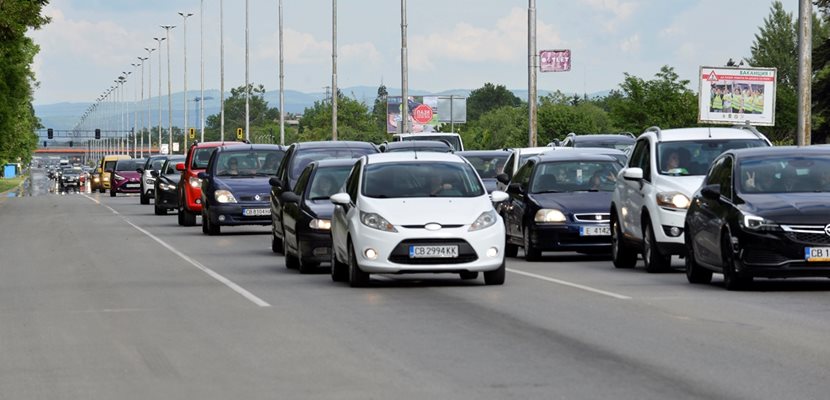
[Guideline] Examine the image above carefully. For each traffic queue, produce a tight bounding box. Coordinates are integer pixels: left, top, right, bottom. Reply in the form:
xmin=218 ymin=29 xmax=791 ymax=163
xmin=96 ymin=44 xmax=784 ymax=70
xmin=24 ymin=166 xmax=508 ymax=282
xmin=86 ymin=127 xmax=830 ymax=290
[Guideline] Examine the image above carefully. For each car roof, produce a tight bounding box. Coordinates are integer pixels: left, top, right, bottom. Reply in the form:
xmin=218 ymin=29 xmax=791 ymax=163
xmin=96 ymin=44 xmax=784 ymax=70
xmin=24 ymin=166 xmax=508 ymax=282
xmin=393 ymin=133 xmax=461 ymax=138
xmin=729 ymin=145 xmax=830 ymax=159
xmin=216 ymin=143 xmax=286 ymax=152
xmin=535 ymin=152 xmax=619 ymax=163
xmin=642 ymin=127 xmax=768 ymax=142
xmin=311 ymin=158 xmax=360 ymax=168
xmin=291 ymin=140 xmax=377 ymax=150
xmin=574 ymin=134 xmax=635 ymax=142
xmin=383 ymin=140 xmax=451 ymax=149
xmin=457 ymin=150 xmax=511 ymax=157
xmin=365 ymin=151 xmax=466 ymax=164
xmin=510 ymin=147 xmax=554 ymax=156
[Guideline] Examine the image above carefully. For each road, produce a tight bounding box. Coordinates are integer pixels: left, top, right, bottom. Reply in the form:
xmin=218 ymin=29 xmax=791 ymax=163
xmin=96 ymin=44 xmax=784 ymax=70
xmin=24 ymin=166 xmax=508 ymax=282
xmin=2 ymin=169 xmax=830 ymax=399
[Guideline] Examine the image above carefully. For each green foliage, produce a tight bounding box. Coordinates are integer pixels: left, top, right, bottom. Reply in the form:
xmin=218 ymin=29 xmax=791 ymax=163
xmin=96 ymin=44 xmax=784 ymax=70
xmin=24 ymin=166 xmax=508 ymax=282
xmin=537 ymin=101 xmax=614 ymax=144
xmin=466 ymin=83 xmax=523 ymax=122
xmin=371 ymin=84 xmax=388 ymax=137
xmin=298 ymin=91 xmax=381 ymax=143
xmin=606 ymin=66 xmax=697 ymax=133
xmin=204 ymin=84 xmax=280 ymax=142
xmin=746 ymin=1 xmax=797 ymax=87
xmin=463 ymin=106 xmax=528 ymax=150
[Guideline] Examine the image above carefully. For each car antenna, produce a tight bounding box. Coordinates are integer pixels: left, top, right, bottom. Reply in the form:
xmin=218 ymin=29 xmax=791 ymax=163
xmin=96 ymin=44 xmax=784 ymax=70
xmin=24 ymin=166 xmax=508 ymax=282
xmin=414 ymin=150 xmax=418 ymax=159
xmin=708 ymin=126 xmax=712 ymax=138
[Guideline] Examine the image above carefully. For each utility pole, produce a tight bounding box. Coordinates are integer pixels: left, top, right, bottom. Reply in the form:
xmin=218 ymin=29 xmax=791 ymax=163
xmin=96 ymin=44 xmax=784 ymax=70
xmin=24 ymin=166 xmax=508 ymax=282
xmin=179 ymin=12 xmax=193 ymax=150
xmin=528 ymin=0 xmax=538 ymax=147
xmin=138 ymin=56 xmax=148 ymax=158
xmin=245 ymin=0 xmax=250 ymax=142
xmin=332 ymin=0 xmax=338 ymax=141
xmin=145 ymin=46 xmax=156 ymax=155
xmin=200 ymin=0 xmax=206 ymax=142
xmin=161 ymin=25 xmax=175 ymax=154
xmin=131 ymin=63 xmax=140 ymax=157
xmin=154 ymin=37 xmax=165 ymax=154
xmin=220 ymin=0 xmax=225 ymax=141
xmin=797 ymin=0 xmax=812 ymax=146
xmin=400 ymin=0 xmax=409 ymax=134
xmin=279 ymin=0 xmax=285 ymax=145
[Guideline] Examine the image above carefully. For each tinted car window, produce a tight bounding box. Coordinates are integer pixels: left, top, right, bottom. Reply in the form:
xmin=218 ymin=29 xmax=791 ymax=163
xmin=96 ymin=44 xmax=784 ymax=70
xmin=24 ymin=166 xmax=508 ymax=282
xmin=191 ymin=148 xmax=216 ymax=169
xmin=289 ymin=148 xmax=374 ymax=180
xmin=574 ymin=139 xmax=634 ymax=150
xmin=214 ymin=150 xmax=283 ymax=177
xmin=739 ymin=156 xmax=830 ymax=194
xmin=362 ymin=162 xmax=484 ymax=198
xmin=658 ymin=140 xmax=766 ymax=176
xmin=530 ymin=161 xmax=621 ymax=193
xmin=463 ymin=154 xmax=509 ymax=179
xmin=104 ymin=161 xmax=117 ymax=171
xmin=628 ymin=140 xmax=647 ymax=169
xmin=308 ymin=165 xmax=353 ymax=200
xmin=404 ymin=135 xmax=462 ymax=151
xmin=114 ymin=159 xmax=141 ymax=171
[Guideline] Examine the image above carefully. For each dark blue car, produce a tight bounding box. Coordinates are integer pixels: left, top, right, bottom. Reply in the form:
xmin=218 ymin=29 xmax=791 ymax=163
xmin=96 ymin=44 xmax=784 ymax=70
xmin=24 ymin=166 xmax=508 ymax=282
xmin=498 ymin=152 xmax=622 ymax=260
xmin=199 ymin=144 xmax=287 ymax=235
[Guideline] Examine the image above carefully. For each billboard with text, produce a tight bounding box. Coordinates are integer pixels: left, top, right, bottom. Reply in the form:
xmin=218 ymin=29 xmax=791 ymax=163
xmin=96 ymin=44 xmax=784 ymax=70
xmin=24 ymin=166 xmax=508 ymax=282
xmin=698 ymin=66 xmax=776 ymax=126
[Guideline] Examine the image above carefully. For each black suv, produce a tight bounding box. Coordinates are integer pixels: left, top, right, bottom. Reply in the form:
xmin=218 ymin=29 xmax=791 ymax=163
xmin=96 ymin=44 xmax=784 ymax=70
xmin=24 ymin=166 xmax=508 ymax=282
xmin=269 ymin=141 xmax=378 ymax=253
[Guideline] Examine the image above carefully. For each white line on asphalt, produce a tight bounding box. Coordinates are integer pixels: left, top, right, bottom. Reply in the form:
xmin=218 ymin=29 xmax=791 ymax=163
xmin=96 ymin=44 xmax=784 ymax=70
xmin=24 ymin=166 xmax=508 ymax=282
xmin=507 ymin=268 xmax=632 ymax=300
xmin=82 ymin=193 xmax=100 ymax=205
xmin=81 ymin=194 xmax=271 ymax=307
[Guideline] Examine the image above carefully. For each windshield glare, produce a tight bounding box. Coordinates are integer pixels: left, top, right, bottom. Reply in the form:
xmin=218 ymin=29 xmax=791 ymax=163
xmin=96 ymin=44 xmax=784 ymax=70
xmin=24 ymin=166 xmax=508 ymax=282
xmin=531 ymin=161 xmax=621 ymax=193
xmin=215 ymin=150 xmax=285 ymax=177
xmin=363 ymin=162 xmax=484 ymax=198
xmin=574 ymin=141 xmax=633 ymax=151
xmin=739 ymin=157 xmax=830 ymax=194
xmin=308 ymin=166 xmax=352 ymax=200
xmin=463 ymin=155 xmax=509 ymax=179
xmin=658 ymin=140 xmax=766 ymax=176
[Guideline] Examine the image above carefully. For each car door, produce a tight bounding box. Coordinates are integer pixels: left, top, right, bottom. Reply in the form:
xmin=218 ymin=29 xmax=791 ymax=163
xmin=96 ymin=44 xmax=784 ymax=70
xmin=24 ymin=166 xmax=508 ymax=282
xmin=283 ymin=165 xmax=312 ymax=255
xmin=692 ymin=157 xmax=725 ymax=265
xmin=710 ymin=156 xmax=735 ymax=265
xmin=506 ymin=161 xmax=534 ymax=242
xmin=620 ymin=139 xmax=650 ymax=240
xmin=271 ymin=145 xmax=296 ymax=238
xmin=498 ymin=152 xmax=517 ymax=191
xmin=332 ymin=160 xmax=361 ymax=263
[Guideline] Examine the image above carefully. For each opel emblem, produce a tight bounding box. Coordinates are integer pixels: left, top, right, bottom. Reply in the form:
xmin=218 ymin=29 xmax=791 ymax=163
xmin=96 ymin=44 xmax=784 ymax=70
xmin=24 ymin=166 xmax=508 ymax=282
xmin=255 ymin=194 xmax=261 ymax=201
xmin=825 ymin=224 xmax=830 ymax=237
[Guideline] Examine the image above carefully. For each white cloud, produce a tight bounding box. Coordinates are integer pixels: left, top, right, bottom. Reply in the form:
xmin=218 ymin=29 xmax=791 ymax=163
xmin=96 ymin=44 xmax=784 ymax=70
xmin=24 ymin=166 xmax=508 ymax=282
xmin=620 ymin=34 xmax=640 ymax=53
xmin=257 ymin=29 xmax=381 ymax=66
xmin=579 ymin=0 xmax=637 ymax=31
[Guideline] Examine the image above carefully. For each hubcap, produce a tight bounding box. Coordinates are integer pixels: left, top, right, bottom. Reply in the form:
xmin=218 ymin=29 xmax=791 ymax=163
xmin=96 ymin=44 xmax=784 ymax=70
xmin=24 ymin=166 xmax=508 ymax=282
xmin=644 ymin=228 xmax=652 ymax=264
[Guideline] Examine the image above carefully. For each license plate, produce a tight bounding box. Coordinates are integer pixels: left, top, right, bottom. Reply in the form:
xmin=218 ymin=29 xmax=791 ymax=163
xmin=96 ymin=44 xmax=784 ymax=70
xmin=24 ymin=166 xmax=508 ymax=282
xmin=409 ymin=245 xmax=458 ymax=258
xmin=805 ymin=247 xmax=830 ymax=262
xmin=125 ymin=183 xmax=140 ymax=188
xmin=243 ymin=208 xmax=271 ymax=216
xmin=580 ymin=225 xmax=610 ymax=236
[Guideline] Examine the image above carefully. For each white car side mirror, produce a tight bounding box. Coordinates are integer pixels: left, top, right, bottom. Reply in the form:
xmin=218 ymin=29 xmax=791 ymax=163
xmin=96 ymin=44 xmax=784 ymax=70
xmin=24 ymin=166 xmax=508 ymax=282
xmin=329 ymin=192 xmax=352 ymax=205
xmin=490 ymin=190 xmax=509 ymax=203
xmin=623 ymin=167 xmax=643 ymax=181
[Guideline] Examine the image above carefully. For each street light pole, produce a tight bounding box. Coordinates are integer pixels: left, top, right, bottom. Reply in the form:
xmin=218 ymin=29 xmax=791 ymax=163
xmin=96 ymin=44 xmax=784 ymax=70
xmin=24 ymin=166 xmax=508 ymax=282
xmin=154 ymin=37 xmax=165 ymax=155
xmin=332 ymin=0 xmax=338 ymax=141
xmin=797 ymin=0 xmax=812 ymax=146
xmin=245 ymin=0 xmax=250 ymax=142
xmin=161 ymin=25 xmax=175 ymax=154
xmin=528 ymin=0 xmax=538 ymax=147
xmin=400 ymin=0 xmax=409 ymax=135
xmin=179 ymin=12 xmax=193 ymax=150
xmin=279 ymin=0 xmax=285 ymax=145
xmin=131 ymin=63 xmax=140 ymax=157
xmin=138 ymin=56 xmax=148 ymax=158
xmin=220 ymin=0 xmax=225 ymax=141
xmin=145 ymin=47 xmax=156 ymax=155
xmin=200 ymin=0 xmax=205 ymax=142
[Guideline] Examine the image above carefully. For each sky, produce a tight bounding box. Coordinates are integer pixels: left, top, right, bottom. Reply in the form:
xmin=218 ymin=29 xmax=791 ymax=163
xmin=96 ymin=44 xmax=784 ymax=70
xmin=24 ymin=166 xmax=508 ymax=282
xmin=30 ymin=0 xmax=798 ymax=105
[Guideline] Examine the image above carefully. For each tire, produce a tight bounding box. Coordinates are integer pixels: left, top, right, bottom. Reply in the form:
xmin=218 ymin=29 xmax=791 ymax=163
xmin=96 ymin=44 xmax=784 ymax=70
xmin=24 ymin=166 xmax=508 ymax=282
xmin=177 ymin=206 xmax=185 ymax=226
xmin=611 ymin=215 xmax=637 ymax=269
xmin=459 ymin=271 xmax=479 ymax=280
xmin=297 ymin=243 xmax=319 ymax=274
xmin=110 ymin=189 xmax=116 ymax=197
xmin=685 ymin=231 xmax=713 ymax=284
xmin=483 ymin=259 xmax=506 ymax=285
xmin=285 ymin=252 xmax=299 ymax=269
xmin=348 ymin=242 xmax=370 ymax=287
xmin=181 ymin=208 xmax=197 ymax=226
xmin=140 ymin=192 xmax=149 ymax=205
xmin=523 ymin=226 xmax=541 ymax=261
xmin=271 ymin=231 xmax=284 ymax=253
xmin=154 ymin=203 xmax=165 ymax=215
xmin=201 ymin=211 xmax=210 ymax=234
xmin=504 ymin=242 xmax=519 ymax=258
xmin=99 ymin=187 xmax=105 ymax=194
xmin=204 ymin=210 xmax=220 ymax=235
xmin=643 ymin=220 xmax=671 ymax=273
xmin=331 ymin=246 xmax=348 ymax=282
xmin=722 ymin=233 xmax=751 ymax=291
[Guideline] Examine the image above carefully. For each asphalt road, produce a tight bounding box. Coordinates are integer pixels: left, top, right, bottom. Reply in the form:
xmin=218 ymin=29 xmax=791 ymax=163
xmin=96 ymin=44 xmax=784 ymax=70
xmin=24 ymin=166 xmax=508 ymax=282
xmin=2 ymin=169 xmax=830 ymax=399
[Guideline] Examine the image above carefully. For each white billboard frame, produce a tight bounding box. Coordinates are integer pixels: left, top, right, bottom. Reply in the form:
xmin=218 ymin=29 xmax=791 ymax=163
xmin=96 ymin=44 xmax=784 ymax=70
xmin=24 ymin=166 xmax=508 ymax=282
xmin=698 ymin=66 xmax=777 ymax=126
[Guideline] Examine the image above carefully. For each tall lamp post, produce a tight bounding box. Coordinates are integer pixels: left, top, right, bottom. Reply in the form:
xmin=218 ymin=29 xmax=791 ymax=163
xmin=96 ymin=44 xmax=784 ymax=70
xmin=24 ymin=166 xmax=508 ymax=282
xmin=153 ymin=36 xmax=166 ymax=154
xmin=131 ymin=63 xmax=140 ymax=157
xmin=332 ymin=0 xmax=338 ymax=141
xmin=278 ymin=0 xmax=285 ymax=145
xmin=179 ymin=12 xmax=193 ymax=149
xmin=145 ymin=46 xmax=156 ymax=154
xmin=219 ymin=0 xmax=225 ymax=141
xmin=161 ymin=25 xmax=176 ymax=154
xmin=245 ymin=0 xmax=250 ymax=142
xmin=400 ymin=0 xmax=409 ymax=135
xmin=138 ymin=56 xmax=148 ymax=157
xmin=200 ymin=0 xmax=206 ymax=142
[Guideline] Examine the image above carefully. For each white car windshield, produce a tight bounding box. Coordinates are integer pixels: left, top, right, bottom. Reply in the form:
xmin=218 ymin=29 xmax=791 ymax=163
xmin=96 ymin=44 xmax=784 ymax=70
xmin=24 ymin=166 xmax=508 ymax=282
xmin=658 ymin=140 xmax=766 ymax=176
xmin=362 ymin=162 xmax=484 ymax=198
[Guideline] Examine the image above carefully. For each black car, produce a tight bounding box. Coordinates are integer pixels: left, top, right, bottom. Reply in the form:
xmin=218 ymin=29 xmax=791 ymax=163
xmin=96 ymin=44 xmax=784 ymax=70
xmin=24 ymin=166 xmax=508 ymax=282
xmin=379 ymin=140 xmax=453 ymax=153
xmin=684 ymin=146 xmax=830 ymax=290
xmin=280 ymin=159 xmax=357 ymax=273
xmin=270 ymin=141 xmax=379 ymax=253
xmin=139 ymin=155 xmax=171 ymax=205
xmin=553 ymin=133 xmax=635 ymax=151
xmin=152 ymin=155 xmax=186 ymax=215
xmin=498 ymin=152 xmax=622 ymax=260
xmin=457 ymin=150 xmax=511 ymax=193
xmin=59 ymin=167 xmax=82 ymax=193
xmin=199 ymin=144 xmax=286 ymax=235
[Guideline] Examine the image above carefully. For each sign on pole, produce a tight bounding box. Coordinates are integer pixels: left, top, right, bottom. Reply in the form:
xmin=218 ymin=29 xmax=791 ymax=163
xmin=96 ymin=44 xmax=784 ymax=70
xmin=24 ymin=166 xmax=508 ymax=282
xmin=173 ymin=142 xmax=180 ymax=153
xmin=189 ymin=128 xmax=196 ymax=140
xmin=160 ymin=143 xmax=170 ymax=155
xmin=236 ymin=128 xmax=244 ymax=141
xmin=540 ymin=49 xmax=571 ymax=72
xmin=698 ymin=66 xmax=776 ymax=126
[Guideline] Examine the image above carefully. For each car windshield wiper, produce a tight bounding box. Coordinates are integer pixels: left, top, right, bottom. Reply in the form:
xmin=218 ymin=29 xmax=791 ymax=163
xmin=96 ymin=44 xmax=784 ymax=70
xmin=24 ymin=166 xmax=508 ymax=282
xmin=309 ymin=196 xmax=332 ymax=201
xmin=533 ymin=190 xmax=562 ymax=194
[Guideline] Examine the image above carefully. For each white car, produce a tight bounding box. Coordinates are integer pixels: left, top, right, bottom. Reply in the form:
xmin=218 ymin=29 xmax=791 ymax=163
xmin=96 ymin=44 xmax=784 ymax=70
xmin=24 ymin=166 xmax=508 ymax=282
xmin=329 ymin=152 xmax=509 ymax=287
xmin=610 ymin=125 xmax=771 ymax=272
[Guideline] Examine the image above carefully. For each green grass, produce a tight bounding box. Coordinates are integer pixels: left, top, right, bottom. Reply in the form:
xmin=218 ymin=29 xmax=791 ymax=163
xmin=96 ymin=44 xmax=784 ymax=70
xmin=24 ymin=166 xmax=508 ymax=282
xmin=0 ymin=176 xmax=25 ymax=194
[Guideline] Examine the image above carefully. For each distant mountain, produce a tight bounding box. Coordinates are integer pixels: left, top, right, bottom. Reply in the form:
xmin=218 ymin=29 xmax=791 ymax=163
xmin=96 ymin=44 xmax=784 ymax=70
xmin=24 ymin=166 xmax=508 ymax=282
xmin=34 ymin=86 xmax=613 ymax=131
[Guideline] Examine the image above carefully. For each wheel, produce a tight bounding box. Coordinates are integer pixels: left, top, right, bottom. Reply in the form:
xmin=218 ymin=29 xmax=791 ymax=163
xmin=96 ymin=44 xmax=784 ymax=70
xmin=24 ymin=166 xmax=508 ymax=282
xmin=722 ymin=233 xmax=751 ymax=291
xmin=271 ymin=231 xmax=284 ymax=253
xmin=611 ymin=215 xmax=637 ymax=269
xmin=484 ymin=259 xmax=506 ymax=285
xmin=685 ymin=231 xmax=712 ymax=284
xmin=643 ymin=220 xmax=671 ymax=273
xmin=523 ymin=226 xmax=541 ymax=261
xmin=348 ymin=242 xmax=370 ymax=287
xmin=140 ymin=192 xmax=149 ymax=205
xmin=331 ymin=246 xmax=349 ymax=282
xmin=181 ymin=208 xmax=197 ymax=226
xmin=99 ymin=187 xmax=105 ymax=193
xmin=204 ymin=210 xmax=220 ymax=235
xmin=154 ymin=203 xmax=165 ymax=215
xmin=284 ymin=252 xmax=299 ymax=269
xmin=177 ymin=206 xmax=185 ymax=226
xmin=504 ymin=242 xmax=519 ymax=258
xmin=297 ymin=243 xmax=320 ymax=274
xmin=109 ymin=189 xmax=116 ymax=197
xmin=201 ymin=211 xmax=210 ymax=234
xmin=459 ymin=271 xmax=479 ymax=280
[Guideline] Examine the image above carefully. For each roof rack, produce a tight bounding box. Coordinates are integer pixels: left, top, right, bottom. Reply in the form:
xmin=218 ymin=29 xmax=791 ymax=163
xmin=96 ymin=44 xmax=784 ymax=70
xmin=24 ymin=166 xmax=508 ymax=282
xmin=731 ymin=121 xmax=767 ymax=142
xmin=645 ymin=126 xmax=662 ymax=141
xmin=621 ymin=131 xmax=635 ymax=138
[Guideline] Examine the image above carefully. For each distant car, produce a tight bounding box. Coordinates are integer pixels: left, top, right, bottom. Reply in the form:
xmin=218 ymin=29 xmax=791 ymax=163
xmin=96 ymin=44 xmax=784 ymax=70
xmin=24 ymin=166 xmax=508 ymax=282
xmin=99 ymin=154 xmax=131 ymax=193
xmin=152 ymin=156 xmax=186 ymax=215
xmin=329 ymin=152 xmax=508 ymax=287
xmin=392 ymin=132 xmax=465 ymax=151
xmin=199 ymin=144 xmax=286 ymax=235
xmin=109 ymin=158 xmax=145 ymax=197
xmin=457 ymin=150 xmax=510 ymax=193
xmin=552 ymin=133 xmax=636 ymax=150
xmin=279 ymin=158 xmax=357 ymax=273
xmin=59 ymin=167 xmax=82 ymax=193
xmin=379 ymin=140 xmax=453 ymax=153
xmin=685 ymin=146 xmax=830 ymax=290
xmin=498 ymin=152 xmax=622 ymax=260
xmin=270 ymin=141 xmax=379 ymax=253
xmin=497 ymin=147 xmax=556 ymax=191
xmin=177 ymin=142 xmax=226 ymax=226
xmin=139 ymin=155 xmax=171 ymax=205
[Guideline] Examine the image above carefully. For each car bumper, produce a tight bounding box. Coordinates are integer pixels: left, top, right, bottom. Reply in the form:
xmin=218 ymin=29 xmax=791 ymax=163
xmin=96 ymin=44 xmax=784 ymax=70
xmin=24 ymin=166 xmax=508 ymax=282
xmin=112 ymin=182 xmax=141 ymax=193
xmin=156 ymin=188 xmax=179 ymax=209
xmin=298 ymin=230 xmax=333 ymax=263
xmin=350 ymin=223 xmax=505 ymax=274
xmin=207 ymin=202 xmax=272 ymax=226
xmin=529 ymin=223 xmax=612 ymax=252
xmin=735 ymin=230 xmax=830 ymax=278
xmin=653 ymin=206 xmax=688 ymax=255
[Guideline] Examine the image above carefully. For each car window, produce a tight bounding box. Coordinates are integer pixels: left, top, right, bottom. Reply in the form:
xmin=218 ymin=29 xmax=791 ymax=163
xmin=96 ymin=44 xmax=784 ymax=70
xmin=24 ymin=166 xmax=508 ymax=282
xmin=308 ymin=165 xmax=353 ymax=200
xmin=530 ymin=160 xmax=621 ymax=193
xmin=114 ymin=159 xmax=141 ymax=171
xmin=461 ymin=154 xmax=509 ymax=179
xmin=214 ymin=150 xmax=284 ymax=177
xmin=150 ymin=159 xmax=166 ymax=170
xmin=503 ymin=153 xmax=516 ymax=177
xmin=514 ymin=160 xmax=535 ymax=188
xmin=628 ymin=140 xmax=647 ymax=169
xmin=191 ymin=148 xmax=216 ymax=169
xmin=104 ymin=161 xmax=117 ymax=171
xmin=657 ymin=140 xmax=766 ymax=176
xmin=403 ymin=135 xmax=462 ymax=151
xmin=738 ymin=156 xmax=830 ymax=194
xmin=293 ymin=165 xmax=312 ymax=195
xmin=362 ymin=162 xmax=484 ymax=198
xmin=289 ymin=148 xmax=375 ymax=181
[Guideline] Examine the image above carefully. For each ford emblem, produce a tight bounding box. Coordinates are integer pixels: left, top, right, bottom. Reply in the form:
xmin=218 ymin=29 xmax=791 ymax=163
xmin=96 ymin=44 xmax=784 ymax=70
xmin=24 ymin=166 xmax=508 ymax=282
xmin=425 ymin=223 xmax=442 ymax=231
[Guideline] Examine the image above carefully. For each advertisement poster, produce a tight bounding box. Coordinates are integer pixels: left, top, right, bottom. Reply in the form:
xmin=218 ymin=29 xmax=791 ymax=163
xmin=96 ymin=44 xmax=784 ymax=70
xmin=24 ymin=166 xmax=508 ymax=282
xmin=698 ymin=66 xmax=776 ymax=126
xmin=387 ymin=96 xmax=440 ymax=133
xmin=540 ymin=49 xmax=571 ymax=72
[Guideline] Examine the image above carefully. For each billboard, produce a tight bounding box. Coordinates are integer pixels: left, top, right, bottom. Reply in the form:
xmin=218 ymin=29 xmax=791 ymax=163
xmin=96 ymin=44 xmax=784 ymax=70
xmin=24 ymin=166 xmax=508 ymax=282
xmin=540 ymin=49 xmax=571 ymax=72
xmin=698 ymin=66 xmax=776 ymax=126
xmin=387 ymin=96 xmax=467 ymax=133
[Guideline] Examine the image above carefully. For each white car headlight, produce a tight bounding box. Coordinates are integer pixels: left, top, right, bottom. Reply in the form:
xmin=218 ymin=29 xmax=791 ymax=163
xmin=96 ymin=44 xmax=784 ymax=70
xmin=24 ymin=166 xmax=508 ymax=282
xmin=360 ymin=211 xmax=397 ymax=232
xmin=469 ymin=209 xmax=498 ymax=231
xmin=656 ymin=192 xmax=690 ymax=209
xmin=215 ymin=190 xmax=237 ymax=203
xmin=740 ymin=213 xmax=780 ymax=231
xmin=189 ymin=176 xmax=202 ymax=188
xmin=309 ymin=218 xmax=331 ymax=230
xmin=535 ymin=209 xmax=566 ymax=223
xmin=159 ymin=182 xmax=175 ymax=191
xmin=145 ymin=178 xmax=155 ymax=185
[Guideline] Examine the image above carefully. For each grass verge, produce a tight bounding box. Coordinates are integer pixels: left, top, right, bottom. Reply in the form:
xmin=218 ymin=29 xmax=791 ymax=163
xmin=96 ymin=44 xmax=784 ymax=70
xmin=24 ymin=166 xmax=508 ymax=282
xmin=0 ymin=176 xmax=26 ymax=194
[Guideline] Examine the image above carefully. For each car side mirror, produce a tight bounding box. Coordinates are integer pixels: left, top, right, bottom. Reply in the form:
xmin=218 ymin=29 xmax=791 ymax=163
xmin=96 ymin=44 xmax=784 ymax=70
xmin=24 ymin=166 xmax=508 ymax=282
xmin=136 ymin=168 xmax=144 ymax=174
xmin=496 ymin=173 xmax=510 ymax=185
xmin=175 ymin=162 xmax=185 ymax=171
xmin=701 ymin=184 xmax=721 ymax=200
xmin=269 ymin=177 xmax=282 ymax=188
xmin=329 ymin=192 xmax=351 ymax=205
xmin=507 ymin=183 xmax=524 ymax=195
xmin=490 ymin=190 xmax=509 ymax=203
xmin=150 ymin=170 xmax=159 ymax=178
xmin=197 ymin=172 xmax=208 ymax=180
xmin=280 ymin=191 xmax=300 ymax=203
xmin=622 ymin=167 xmax=643 ymax=181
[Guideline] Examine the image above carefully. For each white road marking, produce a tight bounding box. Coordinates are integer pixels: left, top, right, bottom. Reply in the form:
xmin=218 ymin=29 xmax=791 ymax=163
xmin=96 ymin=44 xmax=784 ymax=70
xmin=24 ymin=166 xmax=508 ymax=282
xmin=82 ymin=194 xmax=271 ymax=307
xmin=507 ymin=268 xmax=632 ymax=300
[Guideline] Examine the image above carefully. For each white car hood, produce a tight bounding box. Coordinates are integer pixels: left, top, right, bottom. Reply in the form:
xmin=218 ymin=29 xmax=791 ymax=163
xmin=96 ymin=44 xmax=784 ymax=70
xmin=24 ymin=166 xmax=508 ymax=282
xmin=654 ymin=175 xmax=704 ymax=197
xmin=358 ymin=196 xmax=490 ymax=226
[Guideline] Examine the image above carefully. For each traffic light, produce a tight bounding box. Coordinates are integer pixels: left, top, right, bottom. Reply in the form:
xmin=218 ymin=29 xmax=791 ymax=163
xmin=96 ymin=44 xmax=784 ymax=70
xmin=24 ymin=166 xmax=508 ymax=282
xmin=69 ymin=140 xmax=73 ymax=147
xmin=95 ymin=128 xmax=101 ymax=139
xmin=189 ymin=128 xmax=196 ymax=140
xmin=43 ymin=141 xmax=47 ymax=147
xmin=47 ymin=128 xmax=53 ymax=139
xmin=236 ymin=128 xmax=243 ymax=141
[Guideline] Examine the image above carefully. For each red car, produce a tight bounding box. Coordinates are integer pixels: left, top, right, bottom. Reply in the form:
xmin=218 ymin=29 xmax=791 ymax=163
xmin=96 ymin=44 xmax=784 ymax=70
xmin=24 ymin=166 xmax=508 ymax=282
xmin=176 ymin=142 xmax=225 ymax=226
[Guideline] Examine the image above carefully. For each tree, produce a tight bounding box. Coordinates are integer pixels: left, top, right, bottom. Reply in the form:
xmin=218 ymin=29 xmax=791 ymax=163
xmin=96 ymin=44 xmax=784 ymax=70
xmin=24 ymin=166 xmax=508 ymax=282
xmin=204 ymin=84 xmax=280 ymax=142
xmin=298 ymin=91 xmax=380 ymax=143
xmin=746 ymin=1 xmax=797 ymax=87
xmin=605 ymin=66 xmax=697 ymax=133
xmin=466 ymin=83 xmax=523 ymax=122
xmin=370 ymin=84 xmax=388 ymax=137
xmin=537 ymin=102 xmax=614 ymax=144
xmin=464 ymin=106 xmax=528 ymax=150
xmin=808 ymin=1 xmax=830 ymax=143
